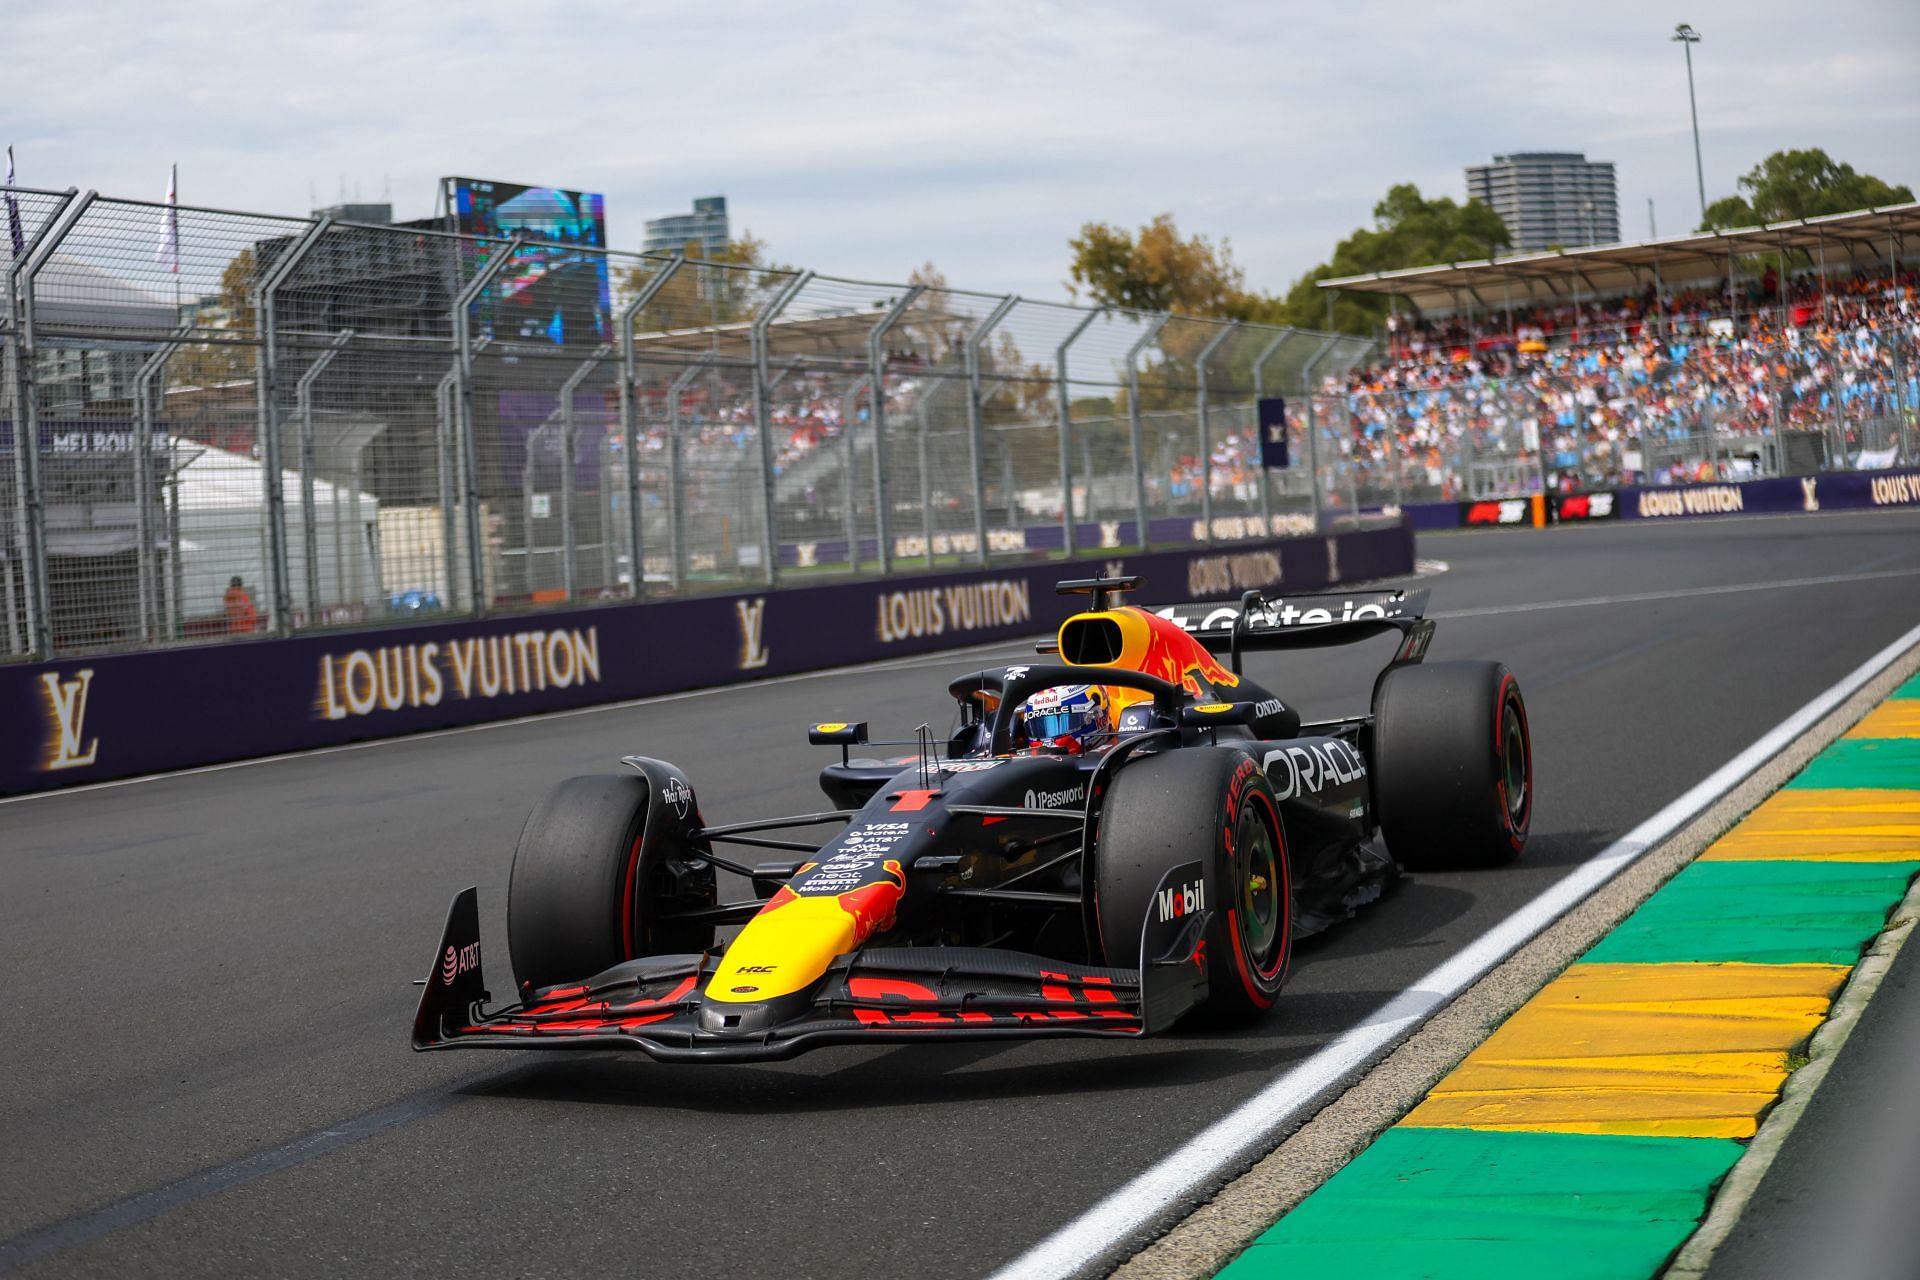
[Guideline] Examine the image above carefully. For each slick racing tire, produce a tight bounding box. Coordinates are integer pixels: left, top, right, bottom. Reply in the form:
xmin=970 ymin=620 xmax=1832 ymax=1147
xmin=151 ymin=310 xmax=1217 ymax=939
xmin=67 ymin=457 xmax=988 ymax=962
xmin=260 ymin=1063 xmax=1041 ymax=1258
xmin=1093 ymin=749 xmax=1292 ymax=1024
xmin=507 ymin=774 xmax=715 ymax=994
xmin=1373 ymin=661 xmax=1532 ymax=870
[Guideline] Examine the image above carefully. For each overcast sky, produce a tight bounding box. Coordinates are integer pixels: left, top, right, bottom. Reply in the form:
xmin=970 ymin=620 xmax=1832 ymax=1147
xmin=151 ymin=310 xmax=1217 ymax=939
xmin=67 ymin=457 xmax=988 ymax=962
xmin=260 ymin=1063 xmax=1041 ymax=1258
xmin=10 ymin=0 xmax=1918 ymax=301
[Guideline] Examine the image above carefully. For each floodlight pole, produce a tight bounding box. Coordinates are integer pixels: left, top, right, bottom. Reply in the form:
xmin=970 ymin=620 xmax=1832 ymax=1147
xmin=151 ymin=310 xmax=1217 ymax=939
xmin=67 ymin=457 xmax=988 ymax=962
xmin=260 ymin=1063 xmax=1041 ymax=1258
xmin=1674 ymin=24 xmax=1707 ymax=222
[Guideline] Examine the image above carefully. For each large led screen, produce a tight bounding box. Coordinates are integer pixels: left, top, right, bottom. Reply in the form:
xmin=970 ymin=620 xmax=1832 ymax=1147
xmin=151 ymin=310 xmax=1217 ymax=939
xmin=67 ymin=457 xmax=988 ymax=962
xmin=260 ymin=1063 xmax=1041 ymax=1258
xmin=446 ymin=177 xmax=610 ymax=346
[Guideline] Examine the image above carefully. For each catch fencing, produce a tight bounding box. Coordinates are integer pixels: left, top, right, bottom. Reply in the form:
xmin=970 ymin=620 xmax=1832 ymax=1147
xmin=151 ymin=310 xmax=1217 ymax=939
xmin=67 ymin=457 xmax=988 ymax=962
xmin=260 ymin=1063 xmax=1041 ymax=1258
xmin=0 ymin=185 xmax=1381 ymax=662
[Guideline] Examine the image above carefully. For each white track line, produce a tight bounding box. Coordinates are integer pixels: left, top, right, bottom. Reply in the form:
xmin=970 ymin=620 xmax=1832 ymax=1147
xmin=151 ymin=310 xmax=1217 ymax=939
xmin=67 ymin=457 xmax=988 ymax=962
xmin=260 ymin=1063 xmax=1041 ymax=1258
xmin=987 ymin=617 xmax=1920 ymax=1280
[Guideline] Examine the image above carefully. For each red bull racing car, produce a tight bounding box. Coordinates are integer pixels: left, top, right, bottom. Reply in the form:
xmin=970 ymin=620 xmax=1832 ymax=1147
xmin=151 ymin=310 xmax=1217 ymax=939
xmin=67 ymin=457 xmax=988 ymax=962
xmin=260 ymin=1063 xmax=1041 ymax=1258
xmin=413 ymin=575 xmax=1532 ymax=1061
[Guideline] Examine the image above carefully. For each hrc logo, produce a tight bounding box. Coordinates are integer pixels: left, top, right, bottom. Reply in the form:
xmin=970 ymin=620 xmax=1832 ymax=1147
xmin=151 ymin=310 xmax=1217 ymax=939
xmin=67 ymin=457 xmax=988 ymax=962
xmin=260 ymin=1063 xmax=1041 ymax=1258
xmin=38 ymin=669 xmax=100 ymax=771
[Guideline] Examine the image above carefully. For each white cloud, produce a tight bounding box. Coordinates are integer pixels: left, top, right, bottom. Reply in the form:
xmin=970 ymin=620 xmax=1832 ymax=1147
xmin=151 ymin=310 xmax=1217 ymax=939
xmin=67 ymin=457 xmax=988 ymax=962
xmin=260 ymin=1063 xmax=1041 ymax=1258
xmin=9 ymin=0 xmax=1917 ymax=300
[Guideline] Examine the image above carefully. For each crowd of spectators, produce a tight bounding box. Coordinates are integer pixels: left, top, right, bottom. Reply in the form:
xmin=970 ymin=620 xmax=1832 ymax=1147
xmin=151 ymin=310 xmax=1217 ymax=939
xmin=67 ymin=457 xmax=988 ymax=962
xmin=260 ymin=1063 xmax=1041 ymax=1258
xmin=1318 ymin=267 xmax=1918 ymax=501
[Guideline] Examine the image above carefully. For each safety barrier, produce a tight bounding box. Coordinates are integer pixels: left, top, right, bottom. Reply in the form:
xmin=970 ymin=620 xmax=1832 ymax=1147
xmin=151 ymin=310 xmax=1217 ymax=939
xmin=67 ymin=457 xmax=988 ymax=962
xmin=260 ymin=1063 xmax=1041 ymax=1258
xmin=0 ymin=521 xmax=1413 ymax=795
xmin=1368 ymin=467 xmax=1920 ymax=531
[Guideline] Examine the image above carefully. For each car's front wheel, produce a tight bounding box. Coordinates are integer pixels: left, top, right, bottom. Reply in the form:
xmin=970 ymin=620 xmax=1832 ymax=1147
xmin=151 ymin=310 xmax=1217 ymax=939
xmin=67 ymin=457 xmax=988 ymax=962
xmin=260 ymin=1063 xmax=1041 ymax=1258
xmin=1092 ymin=748 xmax=1292 ymax=1023
xmin=506 ymin=773 xmax=715 ymax=994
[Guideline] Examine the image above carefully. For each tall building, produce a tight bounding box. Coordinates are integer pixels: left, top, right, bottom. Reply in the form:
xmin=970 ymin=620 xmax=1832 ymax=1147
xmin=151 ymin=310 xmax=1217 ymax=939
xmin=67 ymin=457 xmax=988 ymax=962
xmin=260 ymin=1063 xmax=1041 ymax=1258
xmin=642 ymin=196 xmax=729 ymax=258
xmin=1465 ymin=153 xmax=1619 ymax=252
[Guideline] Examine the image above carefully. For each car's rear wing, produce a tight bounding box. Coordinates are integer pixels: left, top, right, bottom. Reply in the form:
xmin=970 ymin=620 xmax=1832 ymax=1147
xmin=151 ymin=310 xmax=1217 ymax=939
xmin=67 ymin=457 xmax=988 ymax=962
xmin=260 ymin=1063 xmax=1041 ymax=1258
xmin=1153 ymin=587 xmax=1434 ymax=675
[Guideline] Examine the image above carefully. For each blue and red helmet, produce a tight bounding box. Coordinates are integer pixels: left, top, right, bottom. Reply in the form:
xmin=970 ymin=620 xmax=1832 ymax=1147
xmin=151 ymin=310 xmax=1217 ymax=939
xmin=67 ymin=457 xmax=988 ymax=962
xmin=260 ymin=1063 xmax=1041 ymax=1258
xmin=1018 ymin=684 xmax=1110 ymax=754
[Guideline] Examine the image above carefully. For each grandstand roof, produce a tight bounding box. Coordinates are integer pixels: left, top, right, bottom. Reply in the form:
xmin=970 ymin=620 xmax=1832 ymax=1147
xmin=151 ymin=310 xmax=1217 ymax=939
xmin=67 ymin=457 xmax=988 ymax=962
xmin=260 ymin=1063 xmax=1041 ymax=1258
xmin=1317 ymin=201 xmax=1920 ymax=314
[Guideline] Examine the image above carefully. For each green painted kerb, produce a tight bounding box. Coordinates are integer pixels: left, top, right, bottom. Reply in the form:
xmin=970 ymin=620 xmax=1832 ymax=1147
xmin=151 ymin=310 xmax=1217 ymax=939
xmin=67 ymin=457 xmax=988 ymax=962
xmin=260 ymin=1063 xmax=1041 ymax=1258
xmin=1583 ymin=858 xmax=1919 ymax=966
xmin=1895 ymin=672 xmax=1920 ymax=699
xmin=1788 ymin=739 xmax=1920 ymax=790
xmin=1218 ymin=1127 xmax=1742 ymax=1280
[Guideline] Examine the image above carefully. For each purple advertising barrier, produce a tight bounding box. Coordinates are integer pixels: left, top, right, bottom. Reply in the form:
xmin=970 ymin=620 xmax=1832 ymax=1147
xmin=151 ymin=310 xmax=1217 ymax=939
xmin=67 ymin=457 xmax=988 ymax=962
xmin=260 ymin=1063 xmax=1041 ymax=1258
xmin=1618 ymin=469 xmax=1920 ymax=520
xmin=0 ymin=523 xmax=1414 ymax=796
xmin=1359 ymin=502 xmax=1462 ymax=531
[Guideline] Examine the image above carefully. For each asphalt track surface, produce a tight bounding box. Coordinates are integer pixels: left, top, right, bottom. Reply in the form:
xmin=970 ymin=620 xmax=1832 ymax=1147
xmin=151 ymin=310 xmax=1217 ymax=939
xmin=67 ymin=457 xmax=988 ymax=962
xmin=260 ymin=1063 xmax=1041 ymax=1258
xmin=5 ymin=510 xmax=1920 ymax=1279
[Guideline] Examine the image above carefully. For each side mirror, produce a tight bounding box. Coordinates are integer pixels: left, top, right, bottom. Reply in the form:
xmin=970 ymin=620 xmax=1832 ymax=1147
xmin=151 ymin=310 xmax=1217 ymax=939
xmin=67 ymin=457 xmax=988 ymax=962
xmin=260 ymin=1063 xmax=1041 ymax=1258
xmin=807 ymin=721 xmax=869 ymax=746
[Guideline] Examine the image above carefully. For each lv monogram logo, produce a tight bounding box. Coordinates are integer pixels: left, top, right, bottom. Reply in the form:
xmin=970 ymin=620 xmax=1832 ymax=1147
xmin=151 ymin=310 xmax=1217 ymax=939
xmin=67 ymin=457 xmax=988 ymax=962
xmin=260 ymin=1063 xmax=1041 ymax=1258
xmin=736 ymin=598 xmax=770 ymax=670
xmin=40 ymin=669 xmax=100 ymax=770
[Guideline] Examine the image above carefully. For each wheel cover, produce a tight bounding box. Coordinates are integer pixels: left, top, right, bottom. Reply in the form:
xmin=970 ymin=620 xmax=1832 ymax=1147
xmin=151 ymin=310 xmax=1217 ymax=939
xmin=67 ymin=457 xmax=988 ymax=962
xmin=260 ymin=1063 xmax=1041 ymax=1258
xmin=1235 ymin=805 xmax=1283 ymax=972
xmin=1500 ymin=696 xmax=1530 ymax=828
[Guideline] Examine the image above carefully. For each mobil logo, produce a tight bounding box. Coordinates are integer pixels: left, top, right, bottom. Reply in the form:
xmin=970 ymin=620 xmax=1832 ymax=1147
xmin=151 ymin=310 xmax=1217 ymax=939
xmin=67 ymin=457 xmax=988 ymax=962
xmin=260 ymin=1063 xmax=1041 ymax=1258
xmin=1155 ymin=877 xmax=1205 ymax=923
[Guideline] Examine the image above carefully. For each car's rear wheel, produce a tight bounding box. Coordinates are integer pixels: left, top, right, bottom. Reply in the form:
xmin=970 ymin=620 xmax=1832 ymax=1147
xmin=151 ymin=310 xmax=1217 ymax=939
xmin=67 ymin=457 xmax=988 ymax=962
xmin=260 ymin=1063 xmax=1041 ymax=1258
xmin=506 ymin=773 xmax=715 ymax=993
xmin=1093 ymin=749 xmax=1292 ymax=1023
xmin=1373 ymin=661 xmax=1532 ymax=869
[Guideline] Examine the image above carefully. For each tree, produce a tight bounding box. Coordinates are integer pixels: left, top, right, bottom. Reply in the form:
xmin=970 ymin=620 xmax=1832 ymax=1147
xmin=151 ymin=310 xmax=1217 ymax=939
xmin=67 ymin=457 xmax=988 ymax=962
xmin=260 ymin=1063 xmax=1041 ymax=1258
xmin=1067 ymin=214 xmax=1271 ymax=321
xmin=1700 ymin=148 xmax=1912 ymax=230
xmin=1275 ymin=184 xmax=1510 ymax=334
xmin=617 ymin=231 xmax=794 ymax=329
xmin=172 ymin=247 xmax=259 ymax=387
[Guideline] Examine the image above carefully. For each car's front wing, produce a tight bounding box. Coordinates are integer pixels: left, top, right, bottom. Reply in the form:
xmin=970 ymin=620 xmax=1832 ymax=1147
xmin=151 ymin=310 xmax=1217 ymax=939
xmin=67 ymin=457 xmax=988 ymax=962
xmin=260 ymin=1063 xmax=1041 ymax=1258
xmin=411 ymin=866 xmax=1209 ymax=1063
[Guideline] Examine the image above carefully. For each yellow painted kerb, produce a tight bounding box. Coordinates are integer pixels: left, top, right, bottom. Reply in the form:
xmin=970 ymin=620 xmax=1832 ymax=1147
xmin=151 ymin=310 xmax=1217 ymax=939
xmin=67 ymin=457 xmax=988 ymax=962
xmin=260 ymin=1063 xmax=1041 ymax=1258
xmin=1403 ymin=961 xmax=1848 ymax=1139
xmin=1700 ymin=788 xmax=1920 ymax=862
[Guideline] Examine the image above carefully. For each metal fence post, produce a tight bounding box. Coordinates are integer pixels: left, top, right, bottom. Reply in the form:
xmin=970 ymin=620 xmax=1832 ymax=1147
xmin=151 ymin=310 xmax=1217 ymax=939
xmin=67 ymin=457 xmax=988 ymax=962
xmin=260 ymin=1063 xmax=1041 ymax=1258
xmin=134 ymin=322 xmax=194 ymax=643
xmin=292 ymin=328 xmax=353 ymax=624
xmin=1124 ymin=314 xmax=1169 ymax=550
xmin=452 ymin=234 xmax=526 ymax=614
xmin=434 ymin=363 xmax=461 ymax=608
xmin=557 ymin=344 xmax=612 ymax=602
xmin=1194 ymin=321 xmax=1239 ymax=542
xmin=617 ymin=255 xmax=683 ymax=600
xmin=865 ymin=283 xmax=924 ymax=576
xmin=254 ymin=216 xmax=332 ymax=638
xmin=1251 ymin=326 xmax=1295 ymax=534
xmin=965 ymin=295 xmax=1018 ymax=568
xmin=751 ymin=270 xmax=813 ymax=587
xmin=665 ymin=354 xmax=715 ymax=592
xmin=840 ymin=374 xmax=870 ymax=570
xmin=14 ymin=190 xmax=95 ymax=657
xmin=1055 ymin=308 xmax=1102 ymax=559
xmin=1300 ymin=335 xmax=1341 ymax=532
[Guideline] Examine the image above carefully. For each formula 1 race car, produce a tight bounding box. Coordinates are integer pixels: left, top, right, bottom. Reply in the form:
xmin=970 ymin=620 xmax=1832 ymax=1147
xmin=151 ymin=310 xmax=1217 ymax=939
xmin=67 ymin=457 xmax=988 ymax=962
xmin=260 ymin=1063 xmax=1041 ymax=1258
xmin=413 ymin=574 xmax=1532 ymax=1061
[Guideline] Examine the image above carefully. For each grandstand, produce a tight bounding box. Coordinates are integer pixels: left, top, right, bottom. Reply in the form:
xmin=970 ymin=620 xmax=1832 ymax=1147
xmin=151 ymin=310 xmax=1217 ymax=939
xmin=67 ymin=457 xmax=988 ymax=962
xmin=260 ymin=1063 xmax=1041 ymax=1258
xmin=1308 ymin=203 xmax=1920 ymax=501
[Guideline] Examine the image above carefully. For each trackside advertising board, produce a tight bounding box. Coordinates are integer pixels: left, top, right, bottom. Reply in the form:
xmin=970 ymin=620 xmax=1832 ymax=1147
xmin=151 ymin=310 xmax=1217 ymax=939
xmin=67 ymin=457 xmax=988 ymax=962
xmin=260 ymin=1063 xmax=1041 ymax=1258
xmin=1366 ymin=468 xmax=1920 ymax=532
xmin=0 ymin=524 xmax=1413 ymax=795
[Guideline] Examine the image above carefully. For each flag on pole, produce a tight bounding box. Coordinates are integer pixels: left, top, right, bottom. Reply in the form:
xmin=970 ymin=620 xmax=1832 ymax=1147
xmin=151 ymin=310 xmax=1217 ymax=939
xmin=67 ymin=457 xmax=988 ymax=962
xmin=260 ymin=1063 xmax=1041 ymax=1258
xmin=4 ymin=146 xmax=23 ymax=260
xmin=156 ymin=162 xmax=179 ymax=273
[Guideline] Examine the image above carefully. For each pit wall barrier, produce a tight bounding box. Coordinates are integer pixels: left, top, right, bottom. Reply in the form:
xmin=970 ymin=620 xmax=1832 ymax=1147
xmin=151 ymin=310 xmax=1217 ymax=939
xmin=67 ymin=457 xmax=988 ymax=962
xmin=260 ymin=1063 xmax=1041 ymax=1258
xmin=1370 ymin=467 xmax=1920 ymax=531
xmin=0 ymin=523 xmax=1413 ymax=796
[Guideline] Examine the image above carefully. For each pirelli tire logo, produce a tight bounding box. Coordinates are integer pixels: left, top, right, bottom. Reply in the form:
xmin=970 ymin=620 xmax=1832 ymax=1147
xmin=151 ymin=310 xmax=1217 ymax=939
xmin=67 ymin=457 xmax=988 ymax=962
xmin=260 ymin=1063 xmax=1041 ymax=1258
xmin=37 ymin=669 xmax=101 ymax=771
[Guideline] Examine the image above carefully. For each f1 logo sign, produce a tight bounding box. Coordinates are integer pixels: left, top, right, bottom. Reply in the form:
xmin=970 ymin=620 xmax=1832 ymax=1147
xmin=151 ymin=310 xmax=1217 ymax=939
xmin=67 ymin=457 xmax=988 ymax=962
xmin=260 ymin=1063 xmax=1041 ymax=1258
xmin=39 ymin=669 xmax=100 ymax=770
xmin=736 ymin=597 xmax=770 ymax=670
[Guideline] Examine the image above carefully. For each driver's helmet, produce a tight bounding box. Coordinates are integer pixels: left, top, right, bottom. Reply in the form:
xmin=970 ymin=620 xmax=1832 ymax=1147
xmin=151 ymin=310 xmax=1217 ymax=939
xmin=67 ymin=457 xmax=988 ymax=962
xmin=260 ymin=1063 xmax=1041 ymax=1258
xmin=1017 ymin=684 xmax=1110 ymax=754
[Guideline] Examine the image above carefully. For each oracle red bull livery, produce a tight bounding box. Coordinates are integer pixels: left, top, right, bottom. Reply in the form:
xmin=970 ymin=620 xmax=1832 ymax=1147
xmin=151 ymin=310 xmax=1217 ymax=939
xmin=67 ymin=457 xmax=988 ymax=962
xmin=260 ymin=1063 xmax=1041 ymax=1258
xmin=412 ymin=574 xmax=1532 ymax=1061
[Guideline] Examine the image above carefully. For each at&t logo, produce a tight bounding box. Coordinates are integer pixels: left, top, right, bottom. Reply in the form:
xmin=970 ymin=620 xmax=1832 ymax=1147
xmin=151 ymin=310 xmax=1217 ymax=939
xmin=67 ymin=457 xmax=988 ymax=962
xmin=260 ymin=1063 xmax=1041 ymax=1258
xmin=441 ymin=941 xmax=481 ymax=985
